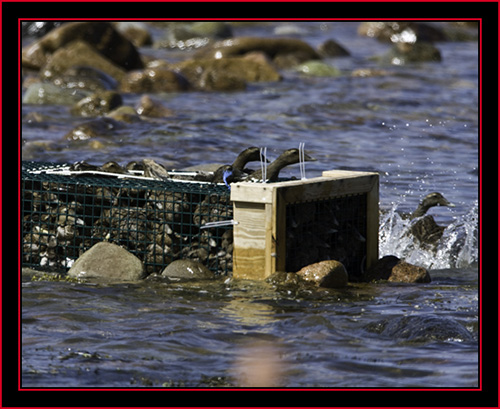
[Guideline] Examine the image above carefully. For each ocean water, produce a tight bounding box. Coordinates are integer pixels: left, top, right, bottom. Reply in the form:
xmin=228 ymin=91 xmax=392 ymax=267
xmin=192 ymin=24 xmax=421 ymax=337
xmin=21 ymin=21 xmax=479 ymax=389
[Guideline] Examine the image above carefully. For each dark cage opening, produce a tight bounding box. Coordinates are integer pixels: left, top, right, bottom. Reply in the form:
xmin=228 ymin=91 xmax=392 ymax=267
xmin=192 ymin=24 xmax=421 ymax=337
xmin=285 ymin=194 xmax=368 ymax=277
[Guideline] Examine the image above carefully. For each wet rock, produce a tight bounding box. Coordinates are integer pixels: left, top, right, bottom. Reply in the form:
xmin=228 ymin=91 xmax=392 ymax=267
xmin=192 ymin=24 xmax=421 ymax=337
xmin=317 ymin=39 xmax=350 ymax=57
xmin=384 ymin=42 xmax=442 ymax=65
xmin=114 ymin=21 xmax=152 ymax=47
xmin=389 ymin=261 xmax=431 ymax=283
xmin=22 ymin=22 xmax=143 ymax=71
xmin=23 ymin=81 xmax=90 ymax=105
xmin=162 ymin=22 xmax=233 ymax=49
xmin=41 ymin=40 xmax=128 ymax=81
xmin=364 ymin=255 xmax=431 ymax=283
xmin=107 ymin=106 xmax=143 ymax=123
xmin=295 ymin=60 xmax=341 ymax=77
xmin=49 ymin=66 xmax=119 ymax=92
xmin=64 ymin=117 xmax=123 ymax=141
xmin=175 ymin=57 xmax=281 ymax=91
xmin=358 ymin=22 xmax=446 ymax=43
xmin=70 ymin=90 xmax=122 ymax=117
xmin=296 ymin=260 xmax=348 ymax=288
xmin=366 ymin=315 xmax=474 ymax=342
xmin=266 ymin=271 xmax=304 ymax=287
xmin=161 ymin=259 xmax=215 ymax=281
xmin=136 ymin=95 xmax=174 ymax=118
xmin=119 ymin=67 xmax=190 ymax=93
xmin=68 ymin=241 xmax=145 ymax=281
xmin=195 ymin=37 xmax=320 ymax=68
xmin=21 ymin=21 xmax=65 ymax=38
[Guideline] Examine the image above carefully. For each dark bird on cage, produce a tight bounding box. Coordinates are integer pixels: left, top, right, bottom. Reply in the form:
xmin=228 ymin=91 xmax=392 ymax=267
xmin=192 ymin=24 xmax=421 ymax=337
xmin=246 ymin=148 xmax=316 ymax=182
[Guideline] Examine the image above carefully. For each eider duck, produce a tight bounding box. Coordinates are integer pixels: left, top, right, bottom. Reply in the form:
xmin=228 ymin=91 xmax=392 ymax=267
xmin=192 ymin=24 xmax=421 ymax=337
xmin=246 ymin=148 xmax=316 ymax=182
xmin=408 ymin=192 xmax=455 ymax=246
xmin=211 ymin=147 xmax=266 ymax=184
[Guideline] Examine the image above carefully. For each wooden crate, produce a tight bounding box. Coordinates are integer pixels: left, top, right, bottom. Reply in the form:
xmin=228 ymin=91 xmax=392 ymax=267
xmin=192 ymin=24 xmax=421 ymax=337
xmin=230 ymin=170 xmax=379 ymax=280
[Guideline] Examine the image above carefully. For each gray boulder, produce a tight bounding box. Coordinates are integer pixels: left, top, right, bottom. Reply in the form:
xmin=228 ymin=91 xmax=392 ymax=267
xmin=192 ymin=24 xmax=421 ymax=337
xmin=68 ymin=242 xmax=145 ymax=281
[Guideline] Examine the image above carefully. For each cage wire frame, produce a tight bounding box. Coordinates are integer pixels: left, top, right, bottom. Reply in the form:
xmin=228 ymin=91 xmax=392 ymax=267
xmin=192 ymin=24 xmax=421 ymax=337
xmin=21 ymin=161 xmax=233 ymax=275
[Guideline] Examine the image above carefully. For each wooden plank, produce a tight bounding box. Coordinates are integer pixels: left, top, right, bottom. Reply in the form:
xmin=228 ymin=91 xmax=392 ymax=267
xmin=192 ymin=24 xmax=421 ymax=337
xmin=232 ymin=202 xmax=268 ymax=279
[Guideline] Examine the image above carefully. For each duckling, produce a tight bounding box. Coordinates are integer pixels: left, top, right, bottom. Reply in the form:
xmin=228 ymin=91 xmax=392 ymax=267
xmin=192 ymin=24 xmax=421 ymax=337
xmin=408 ymin=192 xmax=455 ymax=246
xmin=246 ymin=148 xmax=316 ymax=182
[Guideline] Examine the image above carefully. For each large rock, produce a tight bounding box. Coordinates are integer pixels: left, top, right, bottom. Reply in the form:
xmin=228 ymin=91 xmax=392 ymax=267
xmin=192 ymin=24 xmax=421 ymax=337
xmin=296 ymin=260 xmax=348 ymax=288
xmin=161 ymin=259 xmax=215 ymax=281
xmin=22 ymin=21 xmax=143 ymax=71
xmin=195 ymin=37 xmax=321 ymax=68
xmin=364 ymin=255 xmax=431 ymax=283
xmin=70 ymin=90 xmax=122 ymax=117
xmin=68 ymin=242 xmax=145 ymax=281
xmin=175 ymin=57 xmax=281 ymax=91
xmin=41 ymin=40 xmax=128 ymax=82
xmin=119 ymin=67 xmax=190 ymax=93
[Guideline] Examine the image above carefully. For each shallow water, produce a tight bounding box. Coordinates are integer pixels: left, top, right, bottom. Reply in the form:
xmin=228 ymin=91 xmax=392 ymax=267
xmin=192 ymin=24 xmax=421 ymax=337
xmin=21 ymin=21 xmax=479 ymax=388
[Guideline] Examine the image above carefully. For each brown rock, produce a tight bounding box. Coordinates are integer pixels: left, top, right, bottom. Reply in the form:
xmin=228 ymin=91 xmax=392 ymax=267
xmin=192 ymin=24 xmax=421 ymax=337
xmin=42 ymin=40 xmax=127 ymax=81
xmin=388 ymin=261 xmax=431 ymax=283
xmin=195 ymin=36 xmax=320 ymax=68
xmin=364 ymin=255 xmax=431 ymax=283
xmin=175 ymin=57 xmax=281 ymax=91
xmin=70 ymin=90 xmax=122 ymax=117
xmin=296 ymin=260 xmax=348 ymax=288
xmin=119 ymin=67 xmax=190 ymax=93
xmin=22 ymin=22 xmax=143 ymax=71
xmin=136 ymin=95 xmax=174 ymax=118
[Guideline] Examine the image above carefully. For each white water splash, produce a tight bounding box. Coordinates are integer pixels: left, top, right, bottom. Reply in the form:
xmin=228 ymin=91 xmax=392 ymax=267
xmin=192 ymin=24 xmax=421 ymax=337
xmin=378 ymin=200 xmax=478 ymax=270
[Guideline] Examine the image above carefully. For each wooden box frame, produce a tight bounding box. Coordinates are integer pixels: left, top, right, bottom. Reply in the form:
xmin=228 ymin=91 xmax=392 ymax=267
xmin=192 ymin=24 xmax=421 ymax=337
xmin=230 ymin=170 xmax=379 ymax=280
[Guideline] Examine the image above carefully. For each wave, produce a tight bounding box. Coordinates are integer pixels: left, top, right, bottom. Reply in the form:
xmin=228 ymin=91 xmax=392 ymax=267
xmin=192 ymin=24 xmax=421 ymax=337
xmin=378 ymin=200 xmax=478 ymax=270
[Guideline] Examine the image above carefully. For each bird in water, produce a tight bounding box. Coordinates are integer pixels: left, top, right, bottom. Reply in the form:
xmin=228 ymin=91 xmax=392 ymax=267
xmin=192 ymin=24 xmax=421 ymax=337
xmin=407 ymin=192 xmax=455 ymax=246
xmin=246 ymin=148 xmax=316 ymax=182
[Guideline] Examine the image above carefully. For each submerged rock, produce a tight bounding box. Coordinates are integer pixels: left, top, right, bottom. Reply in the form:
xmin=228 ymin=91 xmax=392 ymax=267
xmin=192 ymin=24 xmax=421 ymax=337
xmin=161 ymin=259 xmax=215 ymax=281
xmin=23 ymin=81 xmax=90 ymax=105
xmin=384 ymin=42 xmax=442 ymax=65
xmin=364 ymin=255 xmax=431 ymax=283
xmin=64 ymin=117 xmax=123 ymax=141
xmin=70 ymin=90 xmax=122 ymax=117
xmin=366 ymin=315 xmax=474 ymax=342
xmin=295 ymin=60 xmax=341 ymax=77
xmin=68 ymin=242 xmax=145 ymax=281
xmin=317 ymin=39 xmax=350 ymax=57
xmin=296 ymin=260 xmax=348 ymax=288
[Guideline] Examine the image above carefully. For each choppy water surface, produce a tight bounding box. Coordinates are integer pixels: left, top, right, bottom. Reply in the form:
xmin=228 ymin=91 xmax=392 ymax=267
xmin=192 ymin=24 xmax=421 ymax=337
xmin=21 ymin=22 xmax=479 ymax=388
